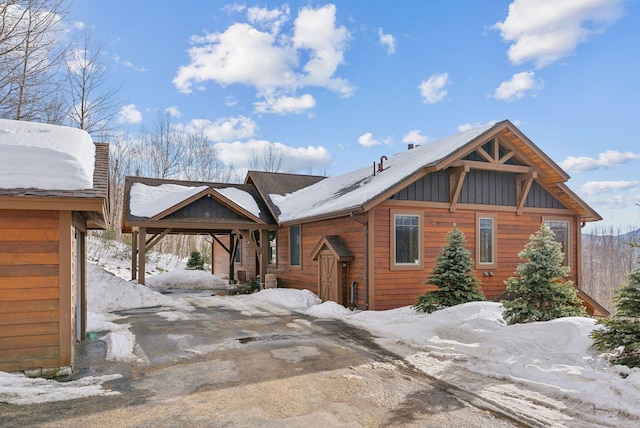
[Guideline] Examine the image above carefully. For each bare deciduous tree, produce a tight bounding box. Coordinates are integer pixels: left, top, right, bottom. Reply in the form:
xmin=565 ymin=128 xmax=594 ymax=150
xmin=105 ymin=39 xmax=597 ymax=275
xmin=0 ymin=0 xmax=68 ymax=121
xmin=140 ymin=112 xmax=185 ymax=179
xmin=63 ymin=30 xmax=121 ymax=137
xmin=248 ymin=143 xmax=286 ymax=172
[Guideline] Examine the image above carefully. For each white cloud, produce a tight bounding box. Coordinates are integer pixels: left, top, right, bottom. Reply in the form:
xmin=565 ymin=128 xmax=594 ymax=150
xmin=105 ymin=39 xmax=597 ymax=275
xmin=173 ymin=4 xmax=352 ymax=107
xmin=74 ymin=21 xmax=85 ymax=31
xmin=561 ymin=150 xmax=640 ymax=172
xmin=378 ymin=28 xmax=396 ymax=54
xmin=113 ymin=55 xmax=147 ymax=72
xmin=164 ymin=106 xmax=181 ymax=118
xmin=402 ymin=130 xmax=428 ymax=145
xmin=247 ymin=5 xmax=290 ymax=34
xmin=418 ymin=73 xmax=449 ymax=104
xmin=580 ymin=181 xmax=640 ymax=196
xmin=117 ymin=104 xmax=142 ymax=124
xmin=494 ymin=71 xmax=542 ymax=101
xmin=254 ymin=94 xmax=316 ymax=114
xmin=494 ymin=0 xmax=624 ymax=68
xmin=186 ymin=116 xmax=257 ymax=142
xmin=357 ymin=132 xmax=392 ymax=148
xmin=214 ymin=139 xmax=331 ymax=172
xmin=458 ymin=120 xmax=499 ymax=132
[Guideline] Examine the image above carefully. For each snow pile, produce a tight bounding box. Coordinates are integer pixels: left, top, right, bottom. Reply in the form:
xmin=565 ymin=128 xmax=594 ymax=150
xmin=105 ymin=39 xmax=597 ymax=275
xmin=0 ymin=119 xmax=95 ymax=190
xmin=0 ymin=372 xmax=121 ymax=405
xmin=129 ymin=183 xmax=208 ymax=218
xmin=145 ymin=269 xmax=229 ymax=291
xmin=346 ymin=301 xmax=640 ymax=418
xmin=244 ymin=288 xmax=322 ymax=310
xmin=215 ymin=187 xmax=261 ymax=217
xmin=87 ymin=263 xmax=191 ymax=313
xmin=305 ymin=300 xmax=353 ymax=318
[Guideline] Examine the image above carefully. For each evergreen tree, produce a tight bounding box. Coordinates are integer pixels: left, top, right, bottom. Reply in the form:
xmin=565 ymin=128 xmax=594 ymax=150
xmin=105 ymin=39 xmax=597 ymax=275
xmin=591 ymin=243 xmax=640 ymax=368
xmin=413 ymin=227 xmax=484 ymax=313
xmin=186 ymin=250 xmax=204 ymax=270
xmin=502 ymin=223 xmax=587 ymax=324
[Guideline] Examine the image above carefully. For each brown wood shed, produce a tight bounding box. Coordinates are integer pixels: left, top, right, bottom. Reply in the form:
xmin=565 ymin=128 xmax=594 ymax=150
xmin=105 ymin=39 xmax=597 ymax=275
xmin=0 ymin=143 xmax=109 ymax=374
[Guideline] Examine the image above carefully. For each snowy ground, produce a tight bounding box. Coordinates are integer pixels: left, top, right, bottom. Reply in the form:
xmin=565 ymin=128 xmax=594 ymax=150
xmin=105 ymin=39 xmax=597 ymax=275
xmin=1 ymin=240 xmax=639 ymax=426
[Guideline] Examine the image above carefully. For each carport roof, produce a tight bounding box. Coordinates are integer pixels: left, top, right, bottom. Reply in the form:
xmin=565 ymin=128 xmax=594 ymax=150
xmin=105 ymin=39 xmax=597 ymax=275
xmin=122 ymin=176 xmax=276 ymax=234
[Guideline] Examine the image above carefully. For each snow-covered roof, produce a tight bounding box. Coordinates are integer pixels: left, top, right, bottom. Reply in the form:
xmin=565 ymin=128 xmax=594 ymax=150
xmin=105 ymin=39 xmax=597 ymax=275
xmin=0 ymin=119 xmax=95 ymax=190
xmin=215 ymin=187 xmax=261 ymax=218
xmin=273 ymin=122 xmax=497 ymax=223
xmin=130 ymin=183 xmax=209 ymax=218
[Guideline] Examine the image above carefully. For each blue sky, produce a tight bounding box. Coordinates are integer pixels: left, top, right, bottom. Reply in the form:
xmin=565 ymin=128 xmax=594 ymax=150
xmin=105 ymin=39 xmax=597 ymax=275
xmin=69 ymin=1 xmax=640 ymax=230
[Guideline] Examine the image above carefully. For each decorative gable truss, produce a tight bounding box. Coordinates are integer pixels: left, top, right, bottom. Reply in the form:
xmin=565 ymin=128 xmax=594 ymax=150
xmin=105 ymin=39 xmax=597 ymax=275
xmin=448 ymin=137 xmax=540 ymax=214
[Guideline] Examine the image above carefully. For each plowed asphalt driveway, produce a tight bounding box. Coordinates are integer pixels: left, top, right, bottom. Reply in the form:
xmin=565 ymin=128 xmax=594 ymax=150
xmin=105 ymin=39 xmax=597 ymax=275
xmin=0 ymin=300 xmax=521 ymax=427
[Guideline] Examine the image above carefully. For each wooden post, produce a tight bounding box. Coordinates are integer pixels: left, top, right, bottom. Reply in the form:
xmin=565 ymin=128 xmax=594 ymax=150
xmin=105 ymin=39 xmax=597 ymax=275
xmin=229 ymin=233 xmax=235 ymax=282
xmin=131 ymin=230 xmax=138 ymax=281
xmin=258 ymin=229 xmax=268 ymax=284
xmin=138 ymin=227 xmax=146 ymax=285
xmin=211 ymin=234 xmax=215 ymax=275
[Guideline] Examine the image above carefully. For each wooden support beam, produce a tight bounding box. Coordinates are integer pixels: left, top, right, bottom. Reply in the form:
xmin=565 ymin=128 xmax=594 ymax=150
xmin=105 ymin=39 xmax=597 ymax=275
xmin=258 ymin=229 xmax=268 ymax=285
xmin=229 ymin=233 xmax=235 ymax=282
xmin=498 ymin=150 xmax=516 ymax=164
xmin=475 ymin=146 xmax=494 ymax=163
xmin=145 ymin=228 xmax=172 ymax=252
xmin=212 ymin=234 xmax=230 ymax=253
xmin=453 ymin=160 xmax=533 ymax=174
xmin=449 ymin=166 xmax=469 ymax=212
xmin=516 ymin=172 xmax=537 ymax=215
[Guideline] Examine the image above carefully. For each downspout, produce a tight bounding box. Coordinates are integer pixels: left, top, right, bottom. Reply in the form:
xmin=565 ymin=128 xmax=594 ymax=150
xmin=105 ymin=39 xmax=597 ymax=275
xmin=350 ymin=212 xmax=369 ymax=309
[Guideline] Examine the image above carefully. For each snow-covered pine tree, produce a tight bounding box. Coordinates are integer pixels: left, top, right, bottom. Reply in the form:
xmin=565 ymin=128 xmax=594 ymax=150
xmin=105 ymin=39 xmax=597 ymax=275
xmin=186 ymin=250 xmax=204 ymax=270
xmin=591 ymin=245 xmax=640 ymax=368
xmin=502 ymin=223 xmax=586 ymax=324
xmin=413 ymin=226 xmax=484 ymax=313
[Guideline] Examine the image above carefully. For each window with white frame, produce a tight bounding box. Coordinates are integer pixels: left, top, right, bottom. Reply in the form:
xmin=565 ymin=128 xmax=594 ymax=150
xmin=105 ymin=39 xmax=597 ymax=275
xmin=476 ymin=213 xmax=497 ymax=269
xmin=392 ymin=211 xmax=421 ymax=268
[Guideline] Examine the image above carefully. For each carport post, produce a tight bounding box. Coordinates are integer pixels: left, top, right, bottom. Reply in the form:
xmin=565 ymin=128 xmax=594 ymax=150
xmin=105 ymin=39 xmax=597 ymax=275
xmin=131 ymin=230 xmax=138 ymax=281
xmin=138 ymin=227 xmax=146 ymax=285
xmin=258 ymin=229 xmax=268 ymax=282
xmin=228 ymin=233 xmax=235 ymax=282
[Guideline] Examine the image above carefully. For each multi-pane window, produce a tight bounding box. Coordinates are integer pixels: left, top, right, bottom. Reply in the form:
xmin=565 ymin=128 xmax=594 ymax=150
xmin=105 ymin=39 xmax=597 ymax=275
xmin=479 ymin=217 xmax=494 ymax=264
xmin=268 ymin=231 xmax=277 ymax=265
xmin=289 ymin=225 xmax=301 ymax=266
xmin=545 ymin=220 xmax=570 ymax=265
xmin=394 ymin=214 xmax=420 ymax=265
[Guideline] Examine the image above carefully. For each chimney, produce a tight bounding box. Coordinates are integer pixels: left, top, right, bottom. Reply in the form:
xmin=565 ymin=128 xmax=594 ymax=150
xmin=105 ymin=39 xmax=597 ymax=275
xmin=408 ymin=144 xmax=414 ymax=150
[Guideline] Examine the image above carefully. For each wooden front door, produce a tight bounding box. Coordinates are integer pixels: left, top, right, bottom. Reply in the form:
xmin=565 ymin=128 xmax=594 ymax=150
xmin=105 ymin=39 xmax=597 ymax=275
xmin=318 ymin=250 xmax=340 ymax=303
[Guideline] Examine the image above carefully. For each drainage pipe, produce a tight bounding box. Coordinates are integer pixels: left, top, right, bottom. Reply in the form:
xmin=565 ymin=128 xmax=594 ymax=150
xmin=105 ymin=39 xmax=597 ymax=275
xmin=350 ymin=212 xmax=369 ymax=309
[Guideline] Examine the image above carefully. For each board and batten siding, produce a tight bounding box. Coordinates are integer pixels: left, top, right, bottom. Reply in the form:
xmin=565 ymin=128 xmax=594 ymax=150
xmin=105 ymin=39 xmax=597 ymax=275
xmin=0 ymin=209 xmax=65 ymax=372
xmin=371 ymin=203 xmax=579 ymax=311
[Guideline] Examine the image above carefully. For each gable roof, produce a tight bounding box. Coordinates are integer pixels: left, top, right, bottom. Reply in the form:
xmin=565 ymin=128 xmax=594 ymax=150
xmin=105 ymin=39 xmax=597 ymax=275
xmin=123 ymin=176 xmax=276 ymax=233
xmin=270 ymin=120 xmax=601 ymax=224
xmin=245 ymin=170 xmax=326 ymax=219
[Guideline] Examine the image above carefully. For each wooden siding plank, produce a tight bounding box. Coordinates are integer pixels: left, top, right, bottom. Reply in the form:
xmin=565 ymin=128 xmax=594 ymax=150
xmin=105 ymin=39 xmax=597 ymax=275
xmin=0 ymin=334 xmax=58 ymax=350
xmin=0 ymin=311 xmax=59 ymax=325
xmin=0 ymin=299 xmax=58 ymax=314
xmin=0 ymin=276 xmax=58 ymax=289
xmin=0 ymin=345 xmax=58 ymax=362
xmin=0 ymin=252 xmax=59 ymax=265
xmin=0 ymin=287 xmax=59 ymax=301
xmin=0 ymin=241 xmax=58 ymax=253
xmin=0 ymin=322 xmax=58 ymax=337
xmin=0 ymin=265 xmax=58 ymax=277
xmin=0 ymin=229 xmax=59 ymax=241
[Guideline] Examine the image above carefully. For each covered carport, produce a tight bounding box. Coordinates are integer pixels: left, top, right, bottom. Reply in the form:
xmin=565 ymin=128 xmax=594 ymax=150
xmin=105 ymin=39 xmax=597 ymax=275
xmin=122 ymin=176 xmax=277 ymax=285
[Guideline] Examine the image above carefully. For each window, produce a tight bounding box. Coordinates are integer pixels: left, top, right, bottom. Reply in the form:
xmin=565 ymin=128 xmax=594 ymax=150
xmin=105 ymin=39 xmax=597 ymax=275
xmin=234 ymin=237 xmax=242 ymax=264
xmin=545 ymin=219 xmax=570 ymax=266
xmin=289 ymin=225 xmax=301 ymax=266
xmin=268 ymin=231 xmax=277 ymax=265
xmin=476 ymin=213 xmax=497 ymax=269
xmin=392 ymin=210 xmax=422 ymax=269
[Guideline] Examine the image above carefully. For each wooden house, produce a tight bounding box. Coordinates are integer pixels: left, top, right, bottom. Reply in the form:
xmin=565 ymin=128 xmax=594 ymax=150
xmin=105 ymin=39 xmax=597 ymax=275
xmin=0 ymin=120 xmax=109 ymax=374
xmin=123 ymin=120 xmax=607 ymax=316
